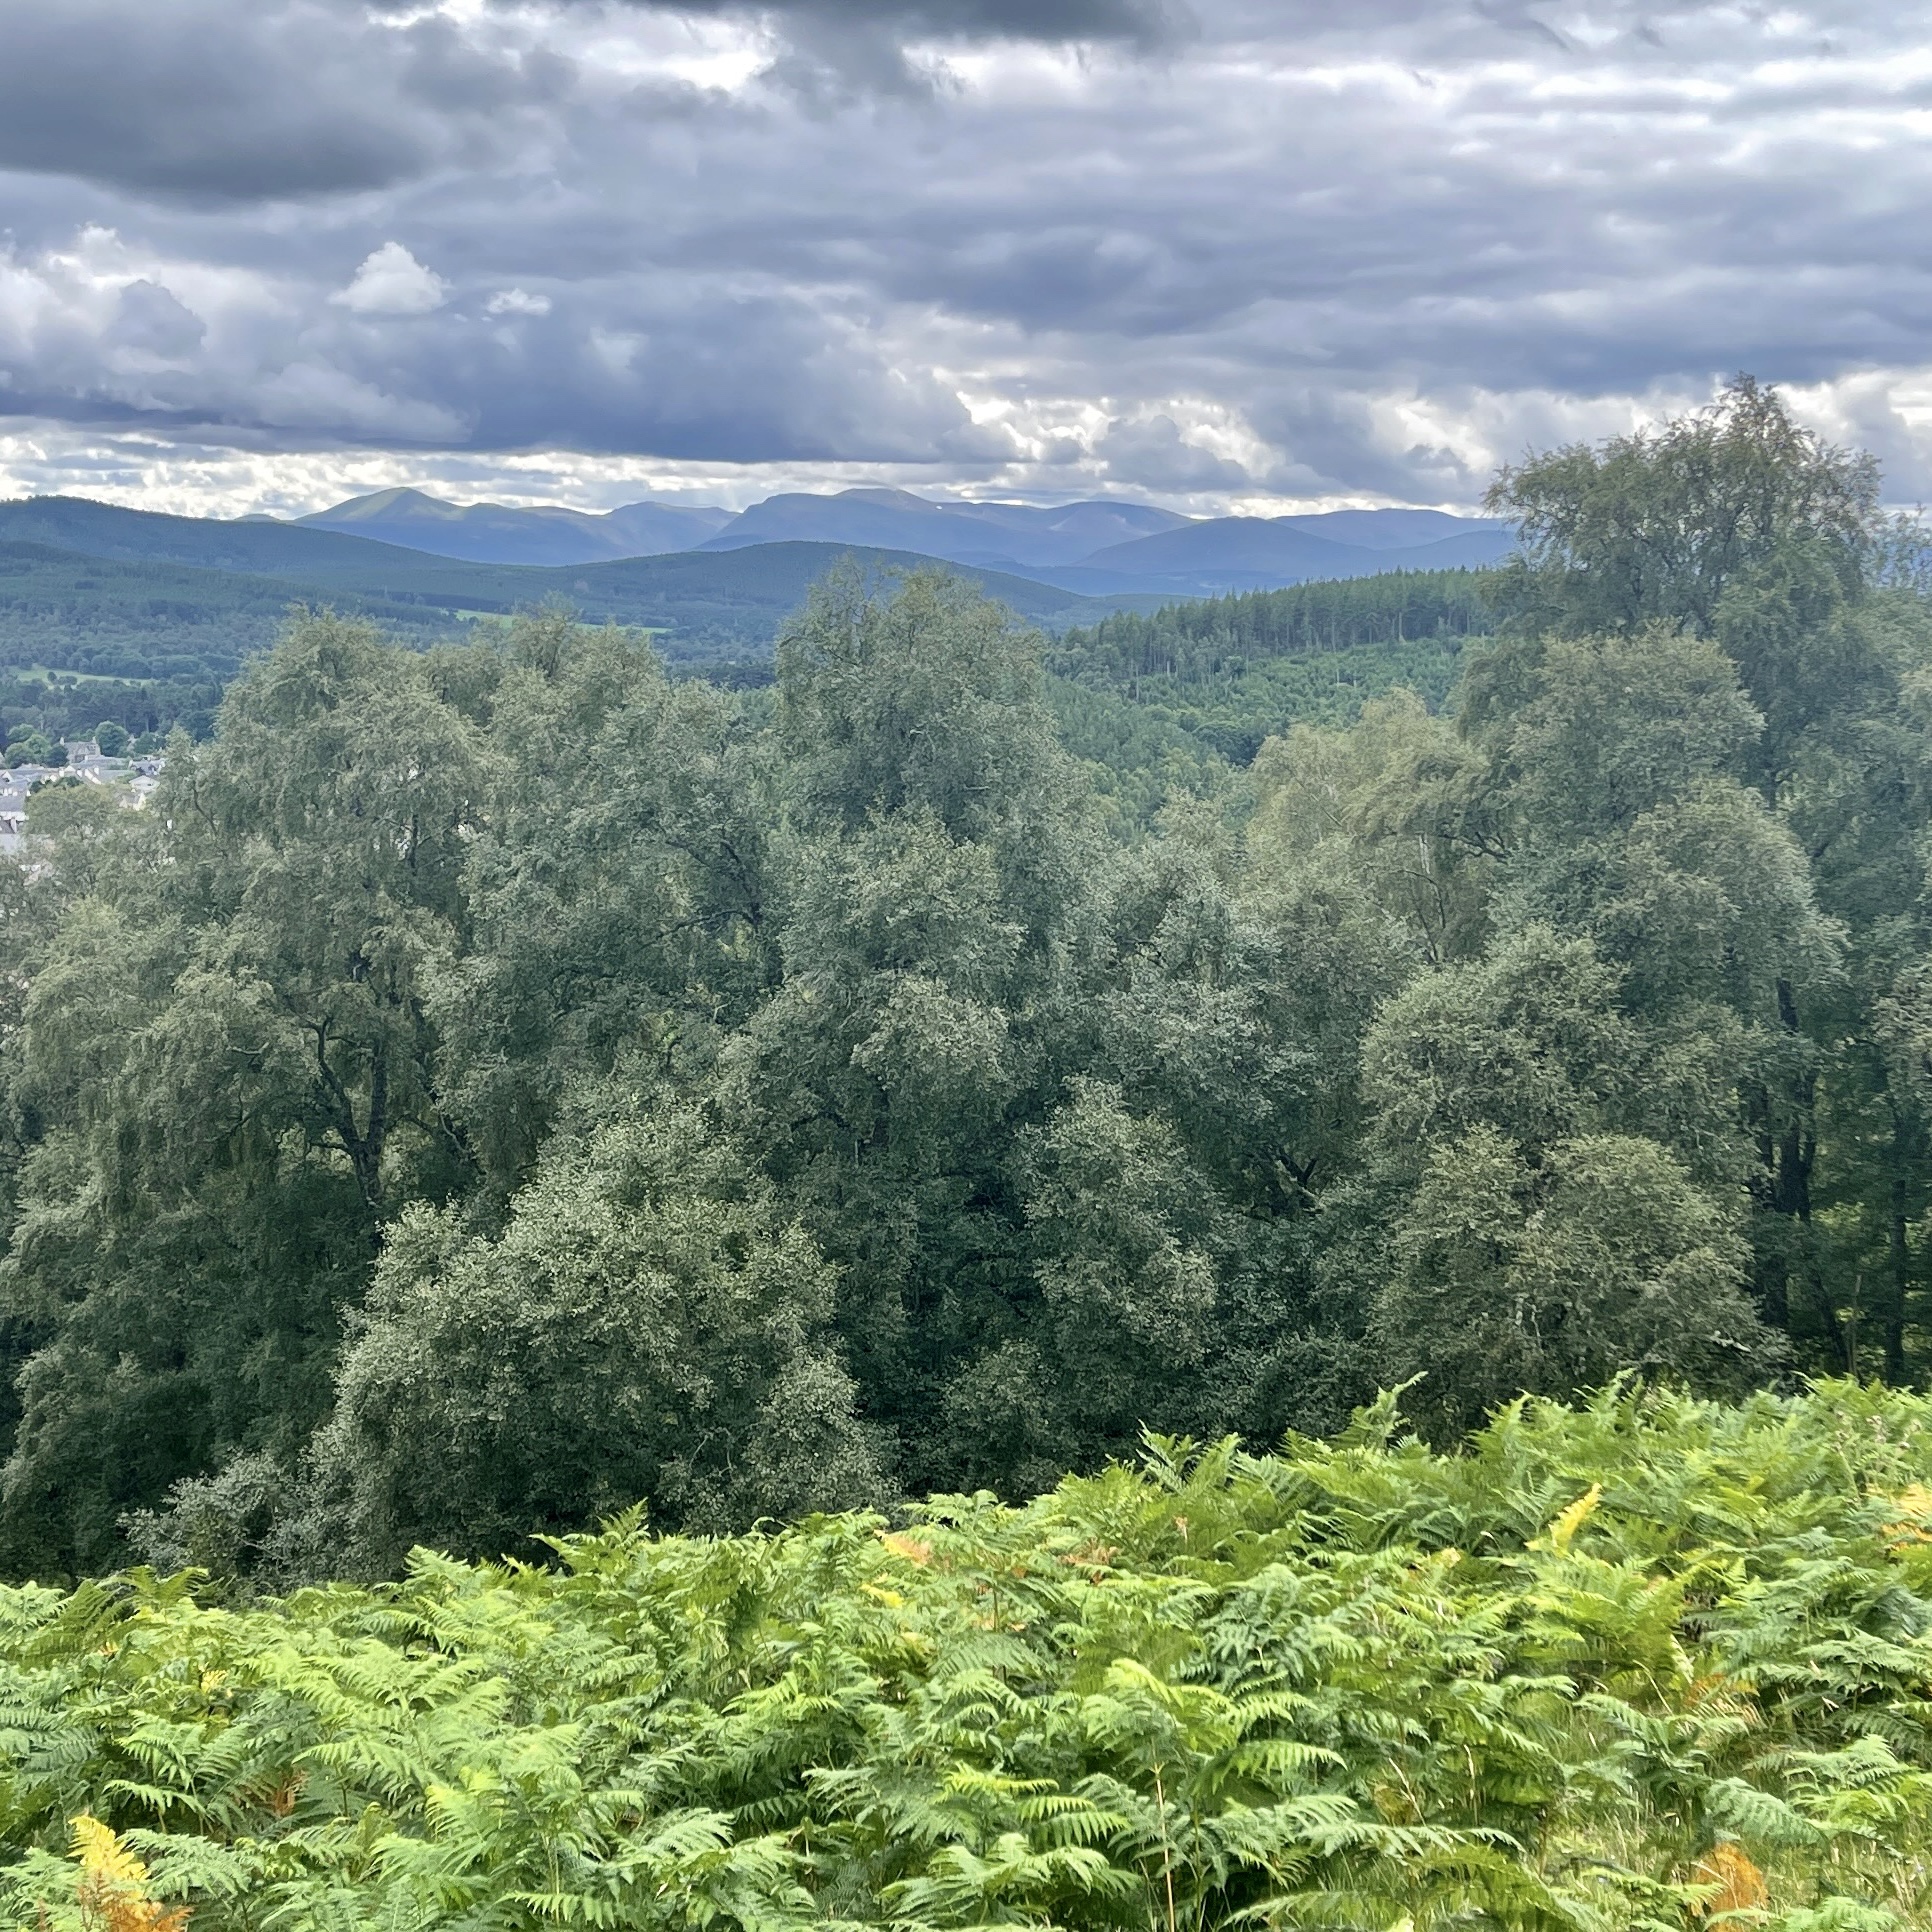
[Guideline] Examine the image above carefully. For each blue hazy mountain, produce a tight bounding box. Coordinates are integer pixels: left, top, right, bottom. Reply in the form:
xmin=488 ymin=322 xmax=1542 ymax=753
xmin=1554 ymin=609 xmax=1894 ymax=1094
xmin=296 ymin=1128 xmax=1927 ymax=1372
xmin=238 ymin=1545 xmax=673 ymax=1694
xmin=298 ymin=488 xmax=733 ymax=567
xmin=290 ymin=485 xmax=1514 ymax=591
xmin=0 ymin=490 xmax=1517 ymax=634
xmin=695 ymin=488 xmax=1191 ymax=569
xmin=294 ymin=485 xmax=1185 ymax=572
xmin=1274 ymin=509 xmax=1511 ymax=550
xmin=1061 ymin=514 xmax=1518 ymax=597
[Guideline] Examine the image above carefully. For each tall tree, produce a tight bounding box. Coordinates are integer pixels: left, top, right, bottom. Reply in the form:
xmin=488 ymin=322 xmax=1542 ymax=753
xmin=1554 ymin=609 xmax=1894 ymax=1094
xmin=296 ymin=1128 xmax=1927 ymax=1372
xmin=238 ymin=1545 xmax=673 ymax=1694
xmin=724 ymin=570 xmax=1106 ymax=1491
xmin=431 ymin=613 xmax=777 ymax=1202
xmin=1479 ymin=381 xmax=1932 ymax=1371
xmin=0 ymin=613 xmax=488 ymax=1573
xmin=1484 ymin=375 xmax=1882 ymax=654
xmin=312 ymin=1099 xmax=884 ymax=1570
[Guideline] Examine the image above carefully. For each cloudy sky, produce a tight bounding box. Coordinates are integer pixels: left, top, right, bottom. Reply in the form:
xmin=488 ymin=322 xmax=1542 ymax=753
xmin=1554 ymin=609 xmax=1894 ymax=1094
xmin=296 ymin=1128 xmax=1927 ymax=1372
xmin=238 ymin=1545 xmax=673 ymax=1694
xmin=0 ymin=0 xmax=1928 ymax=516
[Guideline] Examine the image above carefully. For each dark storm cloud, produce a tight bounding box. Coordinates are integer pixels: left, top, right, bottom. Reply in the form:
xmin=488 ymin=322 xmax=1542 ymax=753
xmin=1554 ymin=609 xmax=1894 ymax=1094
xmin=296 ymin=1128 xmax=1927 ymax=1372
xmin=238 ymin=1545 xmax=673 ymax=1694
xmin=340 ymin=292 xmax=1007 ymax=462
xmin=601 ymin=0 xmax=1179 ymax=43
xmin=609 ymin=0 xmax=1186 ymax=101
xmin=0 ymin=1 xmax=569 ymax=201
xmin=7 ymin=0 xmax=1932 ymax=506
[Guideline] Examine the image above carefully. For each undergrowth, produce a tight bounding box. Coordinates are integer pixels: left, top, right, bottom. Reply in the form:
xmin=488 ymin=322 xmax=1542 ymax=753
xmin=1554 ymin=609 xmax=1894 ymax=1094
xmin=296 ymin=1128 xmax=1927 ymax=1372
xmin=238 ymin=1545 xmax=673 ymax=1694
xmin=4 ymin=1380 xmax=1932 ymax=1932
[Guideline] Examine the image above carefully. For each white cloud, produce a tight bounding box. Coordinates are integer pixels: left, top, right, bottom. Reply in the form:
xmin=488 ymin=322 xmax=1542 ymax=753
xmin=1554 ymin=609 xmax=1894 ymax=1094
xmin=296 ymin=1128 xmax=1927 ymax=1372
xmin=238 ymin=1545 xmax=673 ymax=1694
xmin=332 ymin=242 xmax=447 ymax=316
xmin=485 ymin=286 xmax=552 ymax=316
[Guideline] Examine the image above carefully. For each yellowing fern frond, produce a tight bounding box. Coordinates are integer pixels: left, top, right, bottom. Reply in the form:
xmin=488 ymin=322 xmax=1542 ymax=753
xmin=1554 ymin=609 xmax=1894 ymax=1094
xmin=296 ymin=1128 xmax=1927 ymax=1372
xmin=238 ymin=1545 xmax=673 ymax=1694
xmin=70 ymin=1814 xmax=188 ymax=1932
xmin=72 ymin=1816 xmax=147 ymax=1896
xmin=1548 ymin=1484 xmax=1603 ymax=1553
xmin=1880 ymin=1483 xmax=1932 ymax=1544
xmin=1691 ymin=1841 xmax=1767 ymax=1920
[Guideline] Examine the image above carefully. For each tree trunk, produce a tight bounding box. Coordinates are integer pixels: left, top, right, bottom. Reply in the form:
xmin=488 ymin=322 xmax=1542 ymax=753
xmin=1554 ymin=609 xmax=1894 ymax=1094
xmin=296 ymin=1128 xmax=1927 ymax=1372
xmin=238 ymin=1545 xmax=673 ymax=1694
xmin=1882 ymin=1099 xmax=1914 ymax=1383
xmin=1769 ymin=977 xmax=1847 ymax=1369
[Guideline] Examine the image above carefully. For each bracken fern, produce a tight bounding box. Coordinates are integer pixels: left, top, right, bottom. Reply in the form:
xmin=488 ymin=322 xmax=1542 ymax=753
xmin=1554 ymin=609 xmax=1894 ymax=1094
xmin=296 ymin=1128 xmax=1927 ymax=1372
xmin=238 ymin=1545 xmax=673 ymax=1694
xmin=3 ymin=1383 xmax=1932 ymax=1932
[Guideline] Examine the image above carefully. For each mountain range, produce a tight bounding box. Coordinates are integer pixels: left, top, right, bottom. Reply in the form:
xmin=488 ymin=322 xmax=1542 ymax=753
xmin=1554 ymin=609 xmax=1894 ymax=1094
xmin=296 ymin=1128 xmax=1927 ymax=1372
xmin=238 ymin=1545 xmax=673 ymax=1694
xmin=0 ymin=487 xmax=1516 ymax=686
xmin=0 ymin=497 xmax=1174 ymax=677
xmin=296 ymin=489 xmax=732 ymax=568
xmin=293 ymin=485 xmax=1515 ymax=598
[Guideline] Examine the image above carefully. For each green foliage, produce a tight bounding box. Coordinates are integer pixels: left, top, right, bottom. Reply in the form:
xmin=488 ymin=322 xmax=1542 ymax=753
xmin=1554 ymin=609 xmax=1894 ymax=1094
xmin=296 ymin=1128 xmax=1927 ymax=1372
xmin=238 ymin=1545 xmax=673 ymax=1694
xmin=3 ymin=731 xmax=53 ymax=769
xmin=0 ymin=672 xmax=220 ymax=749
xmin=1053 ymin=568 xmax=1494 ymax=683
xmin=425 ymin=613 xmax=775 ymax=1196
xmin=0 ymin=613 xmax=489 ymax=1575
xmin=1483 ymin=375 xmax=1885 ymax=643
xmin=6 ymin=384 xmax=1932 ymax=1580
xmin=1048 ymin=570 xmax=1492 ymax=784
xmin=1374 ymin=1128 xmax=1768 ymax=1434
xmin=1247 ymin=689 xmax=1498 ymax=966
xmin=0 ymin=540 xmax=462 ymax=697
xmin=317 ymin=1100 xmax=886 ymax=1570
xmin=3 ymin=1384 xmax=1932 ymax=1932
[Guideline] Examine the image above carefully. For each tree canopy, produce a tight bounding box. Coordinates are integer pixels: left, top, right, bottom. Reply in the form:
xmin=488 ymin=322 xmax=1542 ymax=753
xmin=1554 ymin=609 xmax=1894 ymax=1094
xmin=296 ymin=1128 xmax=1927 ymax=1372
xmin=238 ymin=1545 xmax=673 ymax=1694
xmin=0 ymin=380 xmax=1930 ymax=1580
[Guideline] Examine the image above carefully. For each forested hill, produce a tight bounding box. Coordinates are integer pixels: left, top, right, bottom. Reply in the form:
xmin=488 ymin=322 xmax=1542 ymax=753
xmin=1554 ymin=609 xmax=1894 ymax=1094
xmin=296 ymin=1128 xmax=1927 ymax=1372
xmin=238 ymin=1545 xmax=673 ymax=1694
xmin=0 ymin=522 xmax=1162 ymax=746
xmin=1051 ymin=567 xmax=1494 ymax=683
xmin=0 ymin=496 xmax=1161 ymax=674
xmin=1046 ymin=569 xmax=1495 ymax=771
xmin=0 ymin=494 xmax=474 ymax=578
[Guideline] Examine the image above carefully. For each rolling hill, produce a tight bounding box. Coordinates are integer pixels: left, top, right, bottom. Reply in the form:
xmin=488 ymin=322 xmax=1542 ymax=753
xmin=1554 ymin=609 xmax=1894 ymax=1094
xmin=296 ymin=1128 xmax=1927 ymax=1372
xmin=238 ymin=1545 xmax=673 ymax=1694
xmin=1271 ymin=507 xmax=1509 ymax=549
xmin=0 ymin=495 xmax=461 ymax=580
xmin=1067 ymin=514 xmax=1517 ymax=594
xmin=0 ymin=542 xmax=453 ymax=672
xmin=0 ymin=503 xmax=1173 ymax=681
xmin=298 ymin=488 xmax=732 ymax=567
xmin=262 ymin=485 xmax=1518 ymax=593
xmin=433 ymin=541 xmax=1159 ymax=646
xmin=694 ymin=488 xmax=1190 ymax=568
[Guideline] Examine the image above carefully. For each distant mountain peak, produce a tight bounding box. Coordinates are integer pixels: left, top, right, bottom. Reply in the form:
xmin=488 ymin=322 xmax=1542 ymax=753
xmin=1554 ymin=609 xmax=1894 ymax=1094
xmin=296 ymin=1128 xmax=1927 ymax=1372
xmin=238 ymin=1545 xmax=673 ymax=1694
xmin=322 ymin=487 xmax=459 ymax=520
xmin=830 ymin=486 xmax=943 ymax=510
xmin=295 ymin=487 xmax=733 ymax=567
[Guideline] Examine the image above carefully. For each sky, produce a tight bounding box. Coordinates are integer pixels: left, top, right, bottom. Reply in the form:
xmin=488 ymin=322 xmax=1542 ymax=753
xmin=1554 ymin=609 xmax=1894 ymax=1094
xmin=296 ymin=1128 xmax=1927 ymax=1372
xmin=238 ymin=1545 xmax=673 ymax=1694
xmin=0 ymin=0 xmax=1929 ymax=518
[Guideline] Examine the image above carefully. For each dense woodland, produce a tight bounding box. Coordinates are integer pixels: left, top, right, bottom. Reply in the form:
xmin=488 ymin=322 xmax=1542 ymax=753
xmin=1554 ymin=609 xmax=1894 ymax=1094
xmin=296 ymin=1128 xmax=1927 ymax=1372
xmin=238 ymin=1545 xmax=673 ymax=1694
xmin=0 ymin=523 xmax=1492 ymax=768
xmin=1046 ymin=571 xmax=1489 ymax=780
xmin=0 ymin=381 xmax=1928 ymax=1589
xmin=0 ymin=536 xmax=456 ymax=688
